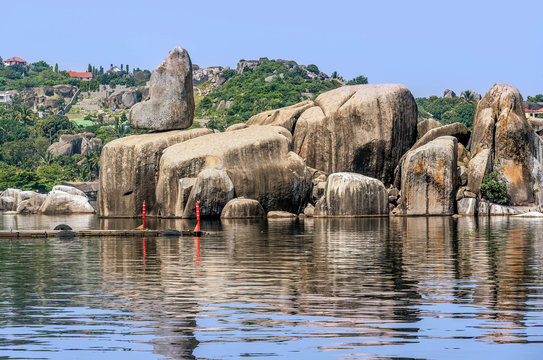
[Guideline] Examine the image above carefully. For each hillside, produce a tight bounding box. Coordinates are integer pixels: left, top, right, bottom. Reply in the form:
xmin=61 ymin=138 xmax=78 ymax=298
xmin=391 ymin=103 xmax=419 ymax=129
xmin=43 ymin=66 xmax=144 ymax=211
xmin=194 ymin=58 xmax=347 ymax=131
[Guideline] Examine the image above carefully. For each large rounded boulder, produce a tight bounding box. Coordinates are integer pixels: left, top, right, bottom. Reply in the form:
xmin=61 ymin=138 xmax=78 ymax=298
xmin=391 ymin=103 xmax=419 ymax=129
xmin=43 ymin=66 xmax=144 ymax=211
xmin=220 ymin=198 xmax=265 ymax=218
xmin=129 ymin=47 xmax=195 ymax=130
xmin=156 ymin=125 xmax=312 ymax=217
xmin=469 ymin=83 xmax=543 ymax=205
xmin=98 ymin=128 xmax=212 ymax=217
xmin=400 ymin=136 xmax=458 ymax=215
xmin=314 ymin=172 xmax=389 ymax=216
xmin=291 ymin=84 xmax=417 ymax=185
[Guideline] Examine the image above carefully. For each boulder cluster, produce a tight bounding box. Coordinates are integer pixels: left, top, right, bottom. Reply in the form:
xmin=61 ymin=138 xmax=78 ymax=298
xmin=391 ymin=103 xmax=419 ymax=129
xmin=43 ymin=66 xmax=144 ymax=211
xmin=0 ymin=185 xmax=95 ymax=215
xmin=95 ymin=47 xmax=543 ymax=219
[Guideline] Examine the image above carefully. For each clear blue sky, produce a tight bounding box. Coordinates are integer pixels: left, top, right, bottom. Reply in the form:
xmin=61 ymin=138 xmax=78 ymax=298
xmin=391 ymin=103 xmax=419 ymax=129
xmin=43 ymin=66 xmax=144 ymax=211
xmin=2 ymin=0 xmax=541 ymax=97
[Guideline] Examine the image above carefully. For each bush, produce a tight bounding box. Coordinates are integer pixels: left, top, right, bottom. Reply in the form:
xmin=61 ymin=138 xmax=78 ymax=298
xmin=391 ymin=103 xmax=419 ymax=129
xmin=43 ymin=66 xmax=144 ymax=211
xmin=480 ymin=171 xmax=508 ymax=205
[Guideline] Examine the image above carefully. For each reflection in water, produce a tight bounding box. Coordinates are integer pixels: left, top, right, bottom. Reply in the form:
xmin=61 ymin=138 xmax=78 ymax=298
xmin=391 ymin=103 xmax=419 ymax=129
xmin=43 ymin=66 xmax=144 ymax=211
xmin=0 ymin=216 xmax=542 ymax=359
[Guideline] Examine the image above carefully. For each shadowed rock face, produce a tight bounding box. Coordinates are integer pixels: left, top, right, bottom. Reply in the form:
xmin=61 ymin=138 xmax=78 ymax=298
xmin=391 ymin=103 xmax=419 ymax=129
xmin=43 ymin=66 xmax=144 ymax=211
xmin=400 ymin=136 xmax=458 ymax=215
xmin=129 ymin=47 xmax=195 ymax=130
xmin=314 ymin=172 xmax=389 ymax=216
xmin=156 ymin=125 xmax=312 ymax=217
xmin=469 ymin=83 xmax=542 ymax=205
xmin=98 ymin=128 xmax=212 ymax=217
xmin=290 ymin=84 xmax=418 ymax=185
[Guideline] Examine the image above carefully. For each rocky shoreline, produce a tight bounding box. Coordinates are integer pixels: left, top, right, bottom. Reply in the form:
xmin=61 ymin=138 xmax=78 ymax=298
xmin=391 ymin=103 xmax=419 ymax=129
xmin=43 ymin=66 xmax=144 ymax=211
xmin=3 ymin=47 xmax=543 ymax=219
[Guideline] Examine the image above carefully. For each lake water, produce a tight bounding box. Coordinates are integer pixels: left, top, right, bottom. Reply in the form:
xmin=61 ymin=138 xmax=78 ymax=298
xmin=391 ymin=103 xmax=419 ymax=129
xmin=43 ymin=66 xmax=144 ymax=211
xmin=0 ymin=214 xmax=542 ymax=359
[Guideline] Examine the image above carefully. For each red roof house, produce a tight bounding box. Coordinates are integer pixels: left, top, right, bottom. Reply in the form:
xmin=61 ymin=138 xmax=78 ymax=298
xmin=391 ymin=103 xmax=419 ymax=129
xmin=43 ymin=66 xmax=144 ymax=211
xmin=67 ymin=71 xmax=93 ymax=80
xmin=3 ymin=57 xmax=27 ymax=66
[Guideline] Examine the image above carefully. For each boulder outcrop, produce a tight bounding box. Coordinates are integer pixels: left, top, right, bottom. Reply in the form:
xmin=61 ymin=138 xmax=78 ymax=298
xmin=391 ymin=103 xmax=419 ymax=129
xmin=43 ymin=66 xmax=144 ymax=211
xmin=220 ymin=198 xmax=266 ymax=218
xmin=16 ymin=193 xmax=47 ymax=214
xmin=0 ymin=188 xmax=22 ymax=211
xmin=291 ymin=84 xmax=417 ymax=184
xmin=48 ymin=133 xmax=102 ymax=157
xmin=468 ymin=83 xmax=543 ymax=205
xmin=129 ymin=47 xmax=194 ymax=130
xmin=314 ymin=172 xmax=388 ymax=216
xmin=411 ymin=122 xmax=470 ymax=151
xmin=247 ymin=100 xmax=314 ymax=133
xmin=399 ymin=136 xmax=458 ymax=215
xmin=417 ymin=118 xmax=442 ymax=138
xmin=38 ymin=189 xmax=95 ymax=214
xmin=182 ymin=169 xmax=235 ymax=217
xmin=98 ymin=128 xmax=212 ymax=217
xmin=156 ymin=126 xmax=312 ymax=217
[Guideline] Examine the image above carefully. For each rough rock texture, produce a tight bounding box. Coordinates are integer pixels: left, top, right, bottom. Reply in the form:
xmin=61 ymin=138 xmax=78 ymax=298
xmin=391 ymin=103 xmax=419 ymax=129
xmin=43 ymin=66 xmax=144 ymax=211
xmin=478 ymin=200 xmax=522 ymax=215
xmin=48 ymin=133 xmax=102 ymax=157
xmin=51 ymin=185 xmax=87 ymax=198
xmin=469 ymin=83 xmax=543 ymax=205
xmin=314 ymin=172 xmax=388 ymax=216
xmin=417 ymin=118 xmax=442 ymax=138
xmin=156 ymin=126 xmax=312 ymax=217
xmin=0 ymin=188 xmax=22 ymax=211
xmin=61 ymin=181 xmax=99 ymax=201
xmin=411 ymin=122 xmax=470 ymax=151
xmin=98 ymin=128 xmax=212 ymax=217
xmin=225 ymin=123 xmax=248 ymax=132
xmin=182 ymin=169 xmax=235 ymax=218
xmin=303 ymin=204 xmax=315 ymax=217
xmin=17 ymin=193 xmax=47 ymax=214
xmin=291 ymin=84 xmax=417 ymax=184
xmin=247 ymin=100 xmax=314 ymax=133
xmin=39 ymin=190 xmax=95 ymax=214
xmin=267 ymin=211 xmax=297 ymax=218
xmin=220 ymin=198 xmax=266 ymax=218
xmin=129 ymin=47 xmax=195 ymax=130
xmin=457 ymin=197 xmax=477 ymax=216
xmin=400 ymin=136 xmax=458 ymax=215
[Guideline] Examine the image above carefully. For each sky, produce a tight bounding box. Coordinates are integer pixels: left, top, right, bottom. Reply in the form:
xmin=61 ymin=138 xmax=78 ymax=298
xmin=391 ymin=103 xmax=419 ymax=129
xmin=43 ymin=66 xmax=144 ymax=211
xmin=1 ymin=0 xmax=541 ymax=98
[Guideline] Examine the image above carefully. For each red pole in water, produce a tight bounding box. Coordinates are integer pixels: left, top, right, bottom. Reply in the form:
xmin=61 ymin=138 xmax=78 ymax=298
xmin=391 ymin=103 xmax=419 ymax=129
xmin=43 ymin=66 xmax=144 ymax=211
xmin=142 ymin=201 xmax=146 ymax=229
xmin=194 ymin=200 xmax=200 ymax=232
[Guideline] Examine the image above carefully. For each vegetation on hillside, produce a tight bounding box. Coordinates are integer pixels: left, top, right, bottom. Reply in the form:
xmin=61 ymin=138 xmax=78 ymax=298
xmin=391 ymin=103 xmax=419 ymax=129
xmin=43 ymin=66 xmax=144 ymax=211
xmin=416 ymin=96 xmax=478 ymax=129
xmin=197 ymin=59 xmax=345 ymax=131
xmin=0 ymin=57 xmax=150 ymax=91
xmin=0 ymin=97 xmax=141 ymax=192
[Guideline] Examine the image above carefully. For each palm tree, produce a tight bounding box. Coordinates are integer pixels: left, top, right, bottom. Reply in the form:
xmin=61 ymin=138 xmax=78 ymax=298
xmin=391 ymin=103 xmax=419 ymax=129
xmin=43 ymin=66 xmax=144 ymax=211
xmin=40 ymin=151 xmax=54 ymax=166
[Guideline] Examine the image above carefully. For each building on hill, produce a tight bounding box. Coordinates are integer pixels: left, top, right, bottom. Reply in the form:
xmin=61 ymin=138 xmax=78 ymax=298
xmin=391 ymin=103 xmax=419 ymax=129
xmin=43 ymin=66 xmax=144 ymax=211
xmin=107 ymin=66 xmax=121 ymax=73
xmin=0 ymin=90 xmax=18 ymax=103
xmin=525 ymin=108 xmax=543 ymax=119
xmin=3 ymin=57 xmax=26 ymax=66
xmin=67 ymin=71 xmax=93 ymax=81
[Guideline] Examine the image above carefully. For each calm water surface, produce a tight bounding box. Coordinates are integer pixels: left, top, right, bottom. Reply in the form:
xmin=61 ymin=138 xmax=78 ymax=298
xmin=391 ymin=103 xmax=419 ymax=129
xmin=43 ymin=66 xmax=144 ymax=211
xmin=0 ymin=214 xmax=542 ymax=359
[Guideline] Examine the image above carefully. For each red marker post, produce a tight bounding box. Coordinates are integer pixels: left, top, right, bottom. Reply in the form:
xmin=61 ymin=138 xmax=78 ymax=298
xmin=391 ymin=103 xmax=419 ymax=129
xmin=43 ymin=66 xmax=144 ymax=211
xmin=142 ymin=200 xmax=146 ymax=229
xmin=194 ymin=200 xmax=201 ymax=233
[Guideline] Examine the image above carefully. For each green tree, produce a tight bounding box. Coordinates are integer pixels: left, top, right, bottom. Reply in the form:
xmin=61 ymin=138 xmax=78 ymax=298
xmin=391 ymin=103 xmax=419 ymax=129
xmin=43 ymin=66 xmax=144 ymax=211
xmin=87 ymin=64 xmax=92 ymax=72
xmin=346 ymin=75 xmax=368 ymax=85
xmin=307 ymin=64 xmax=319 ymax=74
xmin=480 ymin=171 xmax=508 ymax=205
xmin=54 ymin=63 xmax=58 ymax=72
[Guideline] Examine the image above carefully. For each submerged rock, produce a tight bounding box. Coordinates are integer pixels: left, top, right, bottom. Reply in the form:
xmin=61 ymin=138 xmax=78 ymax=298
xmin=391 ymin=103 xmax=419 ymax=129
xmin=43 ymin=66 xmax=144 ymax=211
xmin=129 ymin=47 xmax=195 ymax=130
xmin=314 ymin=172 xmax=388 ymax=216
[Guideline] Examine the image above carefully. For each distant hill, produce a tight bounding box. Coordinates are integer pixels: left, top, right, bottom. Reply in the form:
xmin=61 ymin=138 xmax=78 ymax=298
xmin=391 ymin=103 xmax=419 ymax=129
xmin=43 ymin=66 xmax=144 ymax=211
xmin=194 ymin=58 xmax=348 ymax=131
